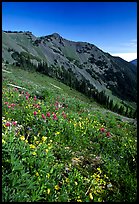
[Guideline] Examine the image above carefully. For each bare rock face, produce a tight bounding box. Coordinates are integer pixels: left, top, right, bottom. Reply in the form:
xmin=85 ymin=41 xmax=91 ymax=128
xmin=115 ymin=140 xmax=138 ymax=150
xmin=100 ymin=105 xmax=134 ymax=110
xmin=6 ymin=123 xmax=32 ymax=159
xmin=2 ymin=31 xmax=137 ymax=102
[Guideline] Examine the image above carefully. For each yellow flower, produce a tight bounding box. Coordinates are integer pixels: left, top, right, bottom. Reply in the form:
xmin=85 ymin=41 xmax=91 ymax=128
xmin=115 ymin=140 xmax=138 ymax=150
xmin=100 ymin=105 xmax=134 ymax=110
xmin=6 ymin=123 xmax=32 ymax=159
xmin=2 ymin=139 xmax=6 ymax=144
xmin=32 ymin=151 xmax=37 ymax=156
xmin=75 ymin=181 xmax=78 ymax=185
xmin=29 ymin=144 xmax=36 ymax=149
xmin=34 ymin=136 xmax=37 ymax=140
xmin=35 ymin=172 xmax=39 ymax=177
xmin=20 ymin=136 xmax=25 ymax=141
xmin=77 ymin=199 xmax=82 ymax=202
xmin=65 ymin=178 xmax=69 ymax=183
xmin=42 ymin=136 xmax=47 ymax=142
xmin=89 ymin=192 xmax=93 ymax=200
xmin=50 ymin=140 xmax=53 ymax=143
xmin=55 ymin=132 xmax=60 ymax=135
xmin=25 ymin=139 xmax=28 ymax=143
xmin=36 ymin=141 xmax=39 ymax=145
xmin=45 ymin=149 xmax=49 ymax=153
xmin=55 ymin=185 xmax=60 ymax=190
xmin=47 ymin=188 xmax=50 ymax=194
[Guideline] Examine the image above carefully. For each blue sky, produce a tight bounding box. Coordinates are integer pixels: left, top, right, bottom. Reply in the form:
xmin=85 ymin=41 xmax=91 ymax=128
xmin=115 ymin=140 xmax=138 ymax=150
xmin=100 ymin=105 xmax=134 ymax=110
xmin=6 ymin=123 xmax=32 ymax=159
xmin=2 ymin=2 xmax=137 ymax=61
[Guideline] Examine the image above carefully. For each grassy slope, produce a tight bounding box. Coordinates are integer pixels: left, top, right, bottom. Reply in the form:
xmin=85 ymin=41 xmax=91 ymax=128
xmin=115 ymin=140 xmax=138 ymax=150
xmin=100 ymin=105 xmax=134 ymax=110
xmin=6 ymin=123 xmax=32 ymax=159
xmin=2 ymin=64 xmax=137 ymax=202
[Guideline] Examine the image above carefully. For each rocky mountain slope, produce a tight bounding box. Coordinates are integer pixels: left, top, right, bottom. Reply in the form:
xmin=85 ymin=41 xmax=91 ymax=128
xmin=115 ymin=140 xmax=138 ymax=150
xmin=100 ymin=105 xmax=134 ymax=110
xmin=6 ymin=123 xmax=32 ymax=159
xmin=2 ymin=31 xmax=137 ymax=102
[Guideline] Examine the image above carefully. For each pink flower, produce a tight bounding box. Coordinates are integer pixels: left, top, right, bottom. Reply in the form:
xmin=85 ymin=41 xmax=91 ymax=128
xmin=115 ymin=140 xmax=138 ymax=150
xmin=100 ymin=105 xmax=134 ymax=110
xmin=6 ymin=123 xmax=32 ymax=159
xmin=12 ymin=121 xmax=17 ymax=126
xmin=63 ymin=114 xmax=67 ymax=119
xmin=26 ymin=96 xmax=29 ymax=100
xmin=34 ymin=111 xmax=37 ymax=116
xmin=4 ymin=102 xmax=8 ymax=105
xmin=46 ymin=112 xmax=51 ymax=117
xmin=5 ymin=122 xmax=11 ymax=127
xmin=106 ymin=132 xmax=111 ymax=137
xmin=62 ymin=111 xmax=65 ymax=115
xmin=14 ymin=88 xmax=18 ymax=91
xmin=11 ymin=103 xmax=16 ymax=107
xmin=42 ymin=114 xmax=46 ymax=120
xmin=56 ymin=107 xmax=59 ymax=110
xmin=8 ymin=105 xmax=11 ymax=108
xmin=53 ymin=113 xmax=58 ymax=120
xmin=100 ymin=127 xmax=105 ymax=132
xmin=34 ymin=96 xmax=37 ymax=101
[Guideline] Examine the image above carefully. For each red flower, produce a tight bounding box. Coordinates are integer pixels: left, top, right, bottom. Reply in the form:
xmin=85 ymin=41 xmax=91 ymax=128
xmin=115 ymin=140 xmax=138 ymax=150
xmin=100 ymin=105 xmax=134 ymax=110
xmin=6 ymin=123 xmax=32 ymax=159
xmin=4 ymin=102 xmax=8 ymax=105
xmin=106 ymin=132 xmax=111 ymax=137
xmin=12 ymin=121 xmax=17 ymax=126
xmin=42 ymin=114 xmax=46 ymax=120
xmin=5 ymin=122 xmax=11 ymax=127
xmin=34 ymin=111 xmax=37 ymax=116
xmin=46 ymin=112 xmax=51 ymax=117
xmin=100 ymin=127 xmax=105 ymax=132
xmin=26 ymin=96 xmax=29 ymax=100
xmin=56 ymin=107 xmax=59 ymax=110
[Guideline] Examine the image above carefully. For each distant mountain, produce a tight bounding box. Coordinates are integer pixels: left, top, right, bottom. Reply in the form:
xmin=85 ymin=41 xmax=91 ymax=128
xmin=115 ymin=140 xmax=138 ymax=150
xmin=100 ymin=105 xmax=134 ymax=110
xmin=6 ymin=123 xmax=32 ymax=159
xmin=130 ymin=59 xmax=137 ymax=66
xmin=2 ymin=30 xmax=137 ymax=102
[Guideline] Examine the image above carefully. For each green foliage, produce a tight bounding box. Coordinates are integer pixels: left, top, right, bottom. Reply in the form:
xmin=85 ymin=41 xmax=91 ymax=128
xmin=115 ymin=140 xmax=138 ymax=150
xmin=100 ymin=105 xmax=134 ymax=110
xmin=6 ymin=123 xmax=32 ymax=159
xmin=2 ymin=66 xmax=137 ymax=202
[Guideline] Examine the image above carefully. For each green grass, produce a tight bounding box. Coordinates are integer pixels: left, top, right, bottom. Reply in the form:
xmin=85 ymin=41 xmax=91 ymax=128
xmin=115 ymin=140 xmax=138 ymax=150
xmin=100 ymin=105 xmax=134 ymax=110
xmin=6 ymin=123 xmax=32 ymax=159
xmin=2 ymin=65 xmax=137 ymax=202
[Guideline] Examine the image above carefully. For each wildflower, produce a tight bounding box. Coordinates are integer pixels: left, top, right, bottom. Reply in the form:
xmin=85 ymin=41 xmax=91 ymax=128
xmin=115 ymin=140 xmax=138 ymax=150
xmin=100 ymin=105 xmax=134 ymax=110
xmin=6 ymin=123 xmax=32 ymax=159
xmin=34 ymin=96 xmax=37 ymax=101
xmin=36 ymin=141 xmax=39 ymax=145
xmin=42 ymin=114 xmax=46 ymax=120
xmin=89 ymin=192 xmax=93 ymax=200
xmin=29 ymin=144 xmax=36 ymax=149
xmin=35 ymin=172 xmax=39 ymax=177
xmin=53 ymin=113 xmax=58 ymax=120
xmin=32 ymin=151 xmax=37 ymax=156
xmin=100 ymin=127 xmax=105 ymax=132
xmin=46 ymin=112 xmax=51 ymax=117
xmin=106 ymin=132 xmax=111 ymax=137
xmin=45 ymin=149 xmax=49 ymax=153
xmin=75 ymin=181 xmax=78 ymax=185
xmin=14 ymin=87 xmax=18 ymax=91
xmin=25 ymin=139 xmax=28 ymax=143
xmin=4 ymin=102 xmax=8 ymax=105
xmin=11 ymin=103 xmax=16 ymax=107
xmin=55 ymin=132 xmax=60 ymax=135
xmin=8 ymin=105 xmax=11 ymax=108
xmin=77 ymin=199 xmax=82 ymax=202
xmin=42 ymin=136 xmax=47 ymax=142
xmin=26 ymin=96 xmax=29 ymax=100
xmin=20 ymin=136 xmax=25 ymax=140
xmin=47 ymin=189 xmax=50 ymax=194
xmin=34 ymin=111 xmax=37 ymax=116
xmin=12 ymin=121 xmax=17 ymax=126
xmin=34 ymin=136 xmax=37 ymax=140
xmin=55 ymin=185 xmax=60 ymax=190
xmin=5 ymin=122 xmax=11 ymax=127
xmin=2 ymin=139 xmax=6 ymax=144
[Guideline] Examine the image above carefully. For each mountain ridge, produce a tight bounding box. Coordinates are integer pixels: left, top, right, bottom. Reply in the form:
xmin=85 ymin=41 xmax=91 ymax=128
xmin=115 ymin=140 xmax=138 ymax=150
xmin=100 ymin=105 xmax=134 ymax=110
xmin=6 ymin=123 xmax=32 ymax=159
xmin=2 ymin=30 xmax=137 ymax=103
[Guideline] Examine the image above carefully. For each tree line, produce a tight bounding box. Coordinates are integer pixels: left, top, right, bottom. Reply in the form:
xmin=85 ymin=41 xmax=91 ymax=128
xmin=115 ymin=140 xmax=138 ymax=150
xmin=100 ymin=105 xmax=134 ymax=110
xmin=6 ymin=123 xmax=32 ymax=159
xmin=12 ymin=55 xmax=137 ymax=119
